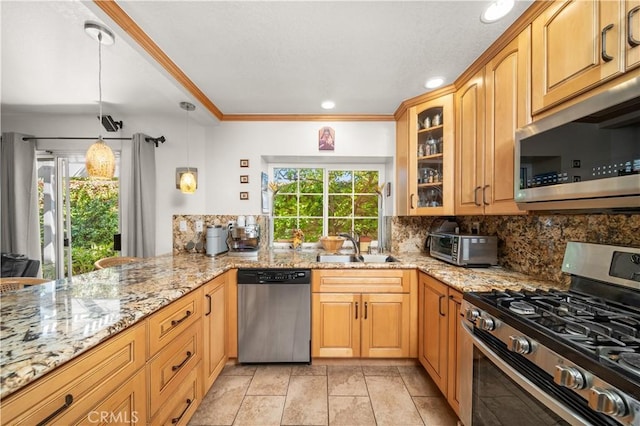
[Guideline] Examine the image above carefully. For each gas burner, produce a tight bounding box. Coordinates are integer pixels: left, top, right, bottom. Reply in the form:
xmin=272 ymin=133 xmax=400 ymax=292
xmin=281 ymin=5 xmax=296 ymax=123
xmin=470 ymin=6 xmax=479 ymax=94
xmin=509 ymin=301 xmax=536 ymax=315
xmin=619 ymin=352 xmax=640 ymax=374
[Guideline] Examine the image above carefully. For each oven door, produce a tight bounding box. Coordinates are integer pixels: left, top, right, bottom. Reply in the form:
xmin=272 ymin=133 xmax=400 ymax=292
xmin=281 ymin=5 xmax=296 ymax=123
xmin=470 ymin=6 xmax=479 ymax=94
xmin=459 ymin=320 xmax=595 ymax=426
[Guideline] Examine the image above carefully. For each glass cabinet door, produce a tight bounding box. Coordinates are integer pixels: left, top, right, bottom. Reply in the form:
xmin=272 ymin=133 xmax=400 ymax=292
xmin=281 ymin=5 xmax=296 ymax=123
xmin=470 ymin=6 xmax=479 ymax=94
xmin=409 ymin=94 xmax=454 ymax=215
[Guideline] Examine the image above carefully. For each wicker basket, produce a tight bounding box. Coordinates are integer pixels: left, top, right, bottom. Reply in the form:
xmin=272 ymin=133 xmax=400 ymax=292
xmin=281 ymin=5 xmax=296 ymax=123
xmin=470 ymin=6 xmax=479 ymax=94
xmin=320 ymin=236 xmax=346 ymax=252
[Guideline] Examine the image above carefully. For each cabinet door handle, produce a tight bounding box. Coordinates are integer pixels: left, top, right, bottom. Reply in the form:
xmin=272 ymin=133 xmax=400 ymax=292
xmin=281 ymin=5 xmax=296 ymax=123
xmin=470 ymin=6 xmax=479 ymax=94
xmin=629 ymin=6 xmax=640 ymax=47
xmin=172 ymin=351 xmax=193 ymax=371
xmin=171 ymin=310 xmax=192 ymax=327
xmin=355 ymin=301 xmax=359 ymax=319
xmin=473 ymin=186 xmax=482 ymax=206
xmin=601 ymin=23 xmax=614 ymax=62
xmin=171 ymin=398 xmax=193 ymax=424
xmin=37 ymin=394 xmax=73 ymax=426
xmin=364 ymin=301 xmax=368 ymax=320
xmin=410 ymin=193 xmax=415 ymax=209
xmin=205 ymin=294 xmax=212 ymax=316
xmin=482 ymin=185 xmax=490 ymax=206
xmin=438 ymin=295 xmax=446 ymax=317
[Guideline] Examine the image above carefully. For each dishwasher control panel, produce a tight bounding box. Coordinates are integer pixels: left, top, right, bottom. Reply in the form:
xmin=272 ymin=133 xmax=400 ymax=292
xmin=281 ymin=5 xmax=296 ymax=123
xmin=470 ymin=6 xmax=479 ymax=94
xmin=237 ymin=268 xmax=311 ymax=284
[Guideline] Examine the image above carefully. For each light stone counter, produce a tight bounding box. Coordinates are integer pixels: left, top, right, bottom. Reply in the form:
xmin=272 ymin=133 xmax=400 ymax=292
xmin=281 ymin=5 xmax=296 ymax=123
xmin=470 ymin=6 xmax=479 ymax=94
xmin=0 ymin=249 xmax=564 ymax=399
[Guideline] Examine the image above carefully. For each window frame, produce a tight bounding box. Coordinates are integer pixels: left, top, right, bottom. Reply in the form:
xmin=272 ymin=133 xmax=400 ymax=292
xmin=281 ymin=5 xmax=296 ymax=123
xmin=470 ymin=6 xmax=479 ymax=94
xmin=268 ymin=163 xmax=384 ymax=247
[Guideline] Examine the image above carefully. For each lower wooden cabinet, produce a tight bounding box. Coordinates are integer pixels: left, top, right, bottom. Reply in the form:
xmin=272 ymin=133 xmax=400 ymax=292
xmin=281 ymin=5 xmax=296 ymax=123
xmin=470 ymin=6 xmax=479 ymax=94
xmin=202 ymin=274 xmax=228 ymax=394
xmin=312 ymin=292 xmax=410 ymax=358
xmin=0 ymin=322 xmax=146 ymax=425
xmin=418 ymin=272 xmax=462 ymax=417
xmin=311 ymin=269 xmax=416 ymax=359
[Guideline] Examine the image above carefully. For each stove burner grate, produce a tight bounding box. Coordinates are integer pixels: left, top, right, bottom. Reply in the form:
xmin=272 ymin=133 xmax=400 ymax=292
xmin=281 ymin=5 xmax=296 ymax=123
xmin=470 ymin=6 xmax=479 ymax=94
xmin=619 ymin=352 xmax=640 ymax=373
xmin=509 ymin=301 xmax=536 ymax=315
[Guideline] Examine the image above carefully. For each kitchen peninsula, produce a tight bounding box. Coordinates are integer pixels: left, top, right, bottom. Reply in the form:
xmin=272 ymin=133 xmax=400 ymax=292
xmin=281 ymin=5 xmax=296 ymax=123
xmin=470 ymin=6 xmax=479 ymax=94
xmin=0 ymin=250 xmax=563 ymax=424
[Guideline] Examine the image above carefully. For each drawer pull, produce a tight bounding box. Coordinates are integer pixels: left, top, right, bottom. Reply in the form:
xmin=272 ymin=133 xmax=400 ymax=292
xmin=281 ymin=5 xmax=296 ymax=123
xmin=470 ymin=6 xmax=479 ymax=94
xmin=171 ymin=398 xmax=193 ymax=424
xmin=171 ymin=310 xmax=192 ymax=327
xmin=172 ymin=351 xmax=193 ymax=371
xmin=438 ymin=295 xmax=446 ymax=317
xmin=410 ymin=193 xmax=415 ymax=209
xmin=364 ymin=301 xmax=368 ymax=320
xmin=482 ymin=185 xmax=490 ymax=205
xmin=473 ymin=186 xmax=481 ymax=206
xmin=355 ymin=301 xmax=359 ymax=320
xmin=601 ymin=23 xmax=614 ymax=62
xmin=629 ymin=6 xmax=640 ymax=47
xmin=37 ymin=394 xmax=73 ymax=426
xmin=205 ymin=294 xmax=212 ymax=316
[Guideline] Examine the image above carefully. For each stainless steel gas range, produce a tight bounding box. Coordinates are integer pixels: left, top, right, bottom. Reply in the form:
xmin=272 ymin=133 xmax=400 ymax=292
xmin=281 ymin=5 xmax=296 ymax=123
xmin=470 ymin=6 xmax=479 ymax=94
xmin=459 ymin=242 xmax=640 ymax=426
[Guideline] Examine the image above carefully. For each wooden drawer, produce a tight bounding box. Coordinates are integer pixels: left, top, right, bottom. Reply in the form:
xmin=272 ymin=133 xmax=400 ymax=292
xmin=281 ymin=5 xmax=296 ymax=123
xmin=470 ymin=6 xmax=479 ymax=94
xmin=312 ymin=269 xmax=411 ymax=293
xmin=1 ymin=322 xmax=146 ymax=425
xmin=147 ymin=321 xmax=202 ymax=417
xmin=150 ymin=361 xmax=202 ymax=426
xmin=148 ymin=289 xmax=202 ymax=357
xmin=59 ymin=368 xmax=147 ymax=425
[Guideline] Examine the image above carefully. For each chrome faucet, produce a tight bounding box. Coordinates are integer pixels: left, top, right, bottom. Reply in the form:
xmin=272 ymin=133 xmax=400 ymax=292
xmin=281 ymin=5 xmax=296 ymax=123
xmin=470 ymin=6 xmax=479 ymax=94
xmin=339 ymin=233 xmax=364 ymax=262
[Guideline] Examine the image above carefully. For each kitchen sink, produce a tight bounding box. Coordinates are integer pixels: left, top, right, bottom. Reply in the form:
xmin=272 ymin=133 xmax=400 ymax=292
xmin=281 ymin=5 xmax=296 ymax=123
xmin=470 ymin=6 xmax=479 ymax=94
xmin=316 ymin=253 xmax=399 ymax=263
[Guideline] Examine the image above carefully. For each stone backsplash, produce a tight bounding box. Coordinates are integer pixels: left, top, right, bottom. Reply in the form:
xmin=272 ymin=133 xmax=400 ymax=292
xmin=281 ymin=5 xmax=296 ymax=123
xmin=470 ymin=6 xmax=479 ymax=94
xmin=173 ymin=213 xmax=639 ymax=285
xmin=389 ymin=213 xmax=640 ymax=285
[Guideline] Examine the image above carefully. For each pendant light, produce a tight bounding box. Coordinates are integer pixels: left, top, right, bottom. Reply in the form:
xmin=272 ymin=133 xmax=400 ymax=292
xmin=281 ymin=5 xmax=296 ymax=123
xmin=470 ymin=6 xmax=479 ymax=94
xmin=179 ymin=101 xmax=197 ymax=194
xmin=84 ymin=22 xmax=116 ymax=179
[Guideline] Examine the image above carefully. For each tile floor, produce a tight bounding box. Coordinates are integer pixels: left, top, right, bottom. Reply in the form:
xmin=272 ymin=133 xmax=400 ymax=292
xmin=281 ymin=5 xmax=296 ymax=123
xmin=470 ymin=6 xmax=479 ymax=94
xmin=189 ymin=359 xmax=460 ymax=426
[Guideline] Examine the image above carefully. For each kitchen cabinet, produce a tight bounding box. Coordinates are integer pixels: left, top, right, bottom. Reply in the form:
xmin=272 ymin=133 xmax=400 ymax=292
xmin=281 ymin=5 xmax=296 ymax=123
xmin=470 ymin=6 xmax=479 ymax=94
xmin=418 ymin=272 xmax=462 ymax=417
xmin=202 ymin=273 xmax=227 ymax=394
xmin=446 ymin=289 xmax=462 ymax=417
xmin=311 ymin=269 xmax=415 ymax=358
xmin=0 ymin=322 xmax=146 ymax=425
xmin=396 ymin=92 xmax=455 ymax=216
xmin=531 ymin=0 xmax=623 ymax=114
xmin=455 ymin=28 xmax=529 ymax=215
xmin=628 ymin=0 xmax=640 ymax=70
xmin=147 ymin=288 xmax=203 ymax=424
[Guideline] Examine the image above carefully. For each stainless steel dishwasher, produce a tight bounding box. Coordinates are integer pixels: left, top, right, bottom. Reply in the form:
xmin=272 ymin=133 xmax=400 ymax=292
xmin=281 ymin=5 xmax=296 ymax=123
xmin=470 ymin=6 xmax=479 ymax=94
xmin=237 ymin=268 xmax=311 ymax=363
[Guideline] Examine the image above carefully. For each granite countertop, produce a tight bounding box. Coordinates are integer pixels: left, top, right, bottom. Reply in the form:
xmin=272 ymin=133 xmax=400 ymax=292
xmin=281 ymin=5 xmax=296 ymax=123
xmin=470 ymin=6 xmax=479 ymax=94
xmin=0 ymin=249 xmax=563 ymax=399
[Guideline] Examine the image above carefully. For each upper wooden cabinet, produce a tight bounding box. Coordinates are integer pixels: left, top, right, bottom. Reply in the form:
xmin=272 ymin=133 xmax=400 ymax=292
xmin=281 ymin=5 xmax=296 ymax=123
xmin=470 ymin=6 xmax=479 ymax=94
xmin=396 ymin=93 xmax=455 ymax=216
xmin=531 ymin=0 xmax=624 ymax=114
xmin=627 ymin=0 xmax=640 ymax=70
xmin=455 ymin=28 xmax=530 ymax=215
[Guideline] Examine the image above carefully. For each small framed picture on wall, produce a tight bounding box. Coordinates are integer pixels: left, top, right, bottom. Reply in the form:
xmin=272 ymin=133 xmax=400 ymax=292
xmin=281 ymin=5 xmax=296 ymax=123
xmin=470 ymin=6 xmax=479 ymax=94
xmin=240 ymin=175 xmax=249 ymax=184
xmin=240 ymin=159 xmax=249 ymax=168
xmin=240 ymin=191 xmax=249 ymax=200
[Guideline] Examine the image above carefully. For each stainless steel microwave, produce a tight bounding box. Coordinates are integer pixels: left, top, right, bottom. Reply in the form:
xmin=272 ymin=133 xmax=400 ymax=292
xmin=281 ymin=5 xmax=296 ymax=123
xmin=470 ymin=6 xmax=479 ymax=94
xmin=429 ymin=233 xmax=497 ymax=267
xmin=515 ymin=77 xmax=640 ymax=210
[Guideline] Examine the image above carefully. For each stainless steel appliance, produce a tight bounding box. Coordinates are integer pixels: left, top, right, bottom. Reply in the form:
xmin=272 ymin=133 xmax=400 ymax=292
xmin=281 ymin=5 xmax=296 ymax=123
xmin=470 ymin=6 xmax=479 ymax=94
xmin=460 ymin=242 xmax=640 ymax=426
xmin=237 ymin=268 xmax=311 ymax=363
xmin=429 ymin=233 xmax=497 ymax=267
xmin=227 ymin=222 xmax=260 ymax=257
xmin=515 ymin=77 xmax=640 ymax=210
xmin=206 ymin=225 xmax=228 ymax=257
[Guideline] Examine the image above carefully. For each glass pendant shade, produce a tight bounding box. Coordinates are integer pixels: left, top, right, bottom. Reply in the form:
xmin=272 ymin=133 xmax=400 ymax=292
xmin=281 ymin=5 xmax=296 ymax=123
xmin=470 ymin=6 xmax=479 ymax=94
xmin=180 ymin=170 xmax=197 ymax=194
xmin=86 ymin=138 xmax=115 ymax=179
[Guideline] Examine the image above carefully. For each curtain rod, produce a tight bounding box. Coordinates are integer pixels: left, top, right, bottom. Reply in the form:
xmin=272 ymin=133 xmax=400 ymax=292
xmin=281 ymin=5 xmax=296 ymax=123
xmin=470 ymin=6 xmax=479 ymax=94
xmin=22 ymin=136 xmax=166 ymax=147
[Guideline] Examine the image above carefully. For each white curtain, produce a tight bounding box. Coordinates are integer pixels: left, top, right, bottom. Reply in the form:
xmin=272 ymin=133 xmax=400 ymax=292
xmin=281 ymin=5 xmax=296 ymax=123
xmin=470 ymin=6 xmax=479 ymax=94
xmin=1 ymin=132 xmax=42 ymax=274
xmin=120 ymin=133 xmax=156 ymax=257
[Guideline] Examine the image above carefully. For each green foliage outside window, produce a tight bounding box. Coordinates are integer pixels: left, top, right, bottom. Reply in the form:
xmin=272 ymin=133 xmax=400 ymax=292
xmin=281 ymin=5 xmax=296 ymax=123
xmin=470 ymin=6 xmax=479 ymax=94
xmin=272 ymin=167 xmax=379 ymax=243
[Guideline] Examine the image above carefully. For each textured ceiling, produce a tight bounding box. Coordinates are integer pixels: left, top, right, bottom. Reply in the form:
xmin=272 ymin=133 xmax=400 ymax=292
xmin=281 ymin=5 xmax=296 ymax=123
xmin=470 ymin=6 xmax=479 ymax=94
xmin=1 ymin=0 xmax=533 ymax=121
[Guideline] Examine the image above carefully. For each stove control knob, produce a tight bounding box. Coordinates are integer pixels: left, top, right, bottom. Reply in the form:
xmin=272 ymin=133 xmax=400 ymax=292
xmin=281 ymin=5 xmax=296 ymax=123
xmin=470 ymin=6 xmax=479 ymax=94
xmin=508 ymin=336 xmax=531 ymax=354
xmin=588 ymin=387 xmax=628 ymax=417
xmin=554 ymin=365 xmax=585 ymax=389
xmin=465 ymin=309 xmax=480 ymax=322
xmin=476 ymin=316 xmax=495 ymax=331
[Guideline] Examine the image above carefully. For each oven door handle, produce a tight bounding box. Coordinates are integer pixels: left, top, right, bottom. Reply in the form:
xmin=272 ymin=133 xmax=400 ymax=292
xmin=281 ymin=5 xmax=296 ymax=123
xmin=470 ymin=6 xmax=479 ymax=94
xmin=460 ymin=321 xmax=589 ymax=426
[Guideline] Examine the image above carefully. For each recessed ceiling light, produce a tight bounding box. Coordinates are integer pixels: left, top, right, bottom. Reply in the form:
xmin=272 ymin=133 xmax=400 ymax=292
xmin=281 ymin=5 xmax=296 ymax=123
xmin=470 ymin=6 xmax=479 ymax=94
xmin=321 ymin=100 xmax=335 ymax=110
xmin=481 ymin=0 xmax=514 ymax=23
xmin=425 ymin=78 xmax=444 ymax=89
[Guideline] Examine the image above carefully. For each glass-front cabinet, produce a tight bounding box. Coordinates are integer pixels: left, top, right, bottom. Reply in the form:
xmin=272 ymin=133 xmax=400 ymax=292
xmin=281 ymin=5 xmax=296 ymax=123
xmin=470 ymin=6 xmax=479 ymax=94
xmin=406 ymin=93 xmax=454 ymax=215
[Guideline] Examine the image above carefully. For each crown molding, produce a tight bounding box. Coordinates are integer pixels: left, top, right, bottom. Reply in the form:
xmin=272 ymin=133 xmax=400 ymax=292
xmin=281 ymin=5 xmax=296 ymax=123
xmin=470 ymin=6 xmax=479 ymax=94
xmin=222 ymin=114 xmax=395 ymax=122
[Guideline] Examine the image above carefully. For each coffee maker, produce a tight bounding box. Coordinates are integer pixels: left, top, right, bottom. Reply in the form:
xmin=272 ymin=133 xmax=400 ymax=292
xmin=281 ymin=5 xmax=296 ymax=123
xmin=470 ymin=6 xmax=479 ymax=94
xmin=227 ymin=216 xmax=260 ymax=257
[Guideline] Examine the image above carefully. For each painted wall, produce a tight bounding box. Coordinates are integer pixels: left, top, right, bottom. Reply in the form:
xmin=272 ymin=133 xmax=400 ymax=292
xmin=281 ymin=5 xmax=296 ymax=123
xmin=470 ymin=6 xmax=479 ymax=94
xmin=204 ymin=121 xmax=395 ymax=216
xmin=2 ymin=113 xmax=395 ymax=254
